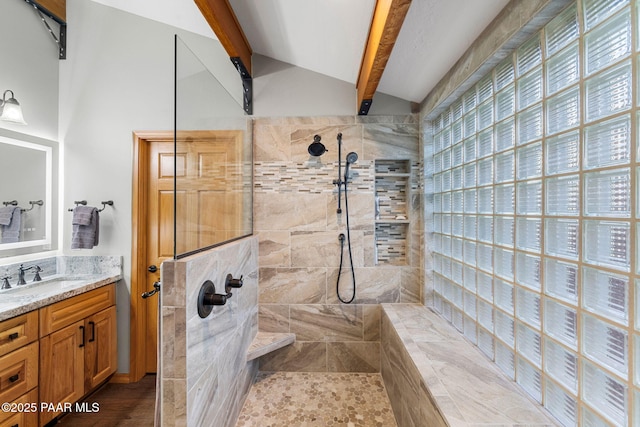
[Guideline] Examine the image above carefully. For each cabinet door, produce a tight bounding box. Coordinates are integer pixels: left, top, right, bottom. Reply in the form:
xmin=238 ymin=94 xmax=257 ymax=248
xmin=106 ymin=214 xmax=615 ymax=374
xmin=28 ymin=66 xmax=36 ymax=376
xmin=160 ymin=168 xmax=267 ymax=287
xmin=39 ymin=320 xmax=85 ymax=425
xmin=84 ymin=306 xmax=117 ymax=391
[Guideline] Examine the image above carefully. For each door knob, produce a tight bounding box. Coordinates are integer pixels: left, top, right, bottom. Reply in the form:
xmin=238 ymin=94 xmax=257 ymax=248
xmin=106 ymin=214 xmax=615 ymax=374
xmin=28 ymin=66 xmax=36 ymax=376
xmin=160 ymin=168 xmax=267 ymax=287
xmin=148 ymin=265 xmax=158 ymax=273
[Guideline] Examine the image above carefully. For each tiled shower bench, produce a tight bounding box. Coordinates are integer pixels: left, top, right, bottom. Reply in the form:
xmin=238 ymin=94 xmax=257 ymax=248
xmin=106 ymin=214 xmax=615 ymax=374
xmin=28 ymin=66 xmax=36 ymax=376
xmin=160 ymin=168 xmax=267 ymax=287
xmin=246 ymin=331 xmax=296 ymax=361
xmin=381 ymin=304 xmax=559 ymax=427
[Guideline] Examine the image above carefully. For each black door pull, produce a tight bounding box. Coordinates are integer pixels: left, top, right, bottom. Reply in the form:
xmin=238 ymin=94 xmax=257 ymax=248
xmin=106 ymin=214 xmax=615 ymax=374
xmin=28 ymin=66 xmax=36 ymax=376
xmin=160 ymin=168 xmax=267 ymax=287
xmin=142 ymin=281 xmax=161 ymax=299
xmin=79 ymin=325 xmax=85 ymax=348
xmin=89 ymin=321 xmax=96 ymax=342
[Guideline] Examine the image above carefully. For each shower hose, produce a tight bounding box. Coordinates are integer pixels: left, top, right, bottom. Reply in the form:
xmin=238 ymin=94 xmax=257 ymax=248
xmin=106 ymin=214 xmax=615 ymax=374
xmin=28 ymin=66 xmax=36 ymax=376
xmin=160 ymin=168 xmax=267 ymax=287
xmin=337 ymin=179 xmax=356 ymax=304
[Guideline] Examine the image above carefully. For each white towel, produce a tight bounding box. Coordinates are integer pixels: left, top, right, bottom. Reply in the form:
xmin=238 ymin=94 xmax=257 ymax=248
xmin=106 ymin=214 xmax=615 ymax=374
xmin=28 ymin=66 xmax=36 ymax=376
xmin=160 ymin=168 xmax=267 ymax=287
xmin=0 ymin=206 xmax=21 ymax=243
xmin=71 ymin=207 xmax=99 ymax=249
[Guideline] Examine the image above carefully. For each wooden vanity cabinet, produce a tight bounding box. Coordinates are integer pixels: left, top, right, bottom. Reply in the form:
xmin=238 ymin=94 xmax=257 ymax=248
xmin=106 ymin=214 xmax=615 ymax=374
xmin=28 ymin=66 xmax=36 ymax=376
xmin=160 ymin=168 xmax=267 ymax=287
xmin=0 ymin=311 xmax=39 ymax=427
xmin=39 ymin=284 xmax=117 ymax=425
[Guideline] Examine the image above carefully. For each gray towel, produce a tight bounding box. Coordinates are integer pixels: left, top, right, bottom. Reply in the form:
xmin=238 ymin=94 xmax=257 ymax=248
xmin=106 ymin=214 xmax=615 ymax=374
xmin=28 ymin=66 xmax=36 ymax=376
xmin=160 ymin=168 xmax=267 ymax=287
xmin=72 ymin=205 xmax=94 ymax=225
xmin=0 ymin=206 xmax=21 ymax=243
xmin=71 ymin=207 xmax=99 ymax=249
xmin=0 ymin=206 xmax=15 ymax=225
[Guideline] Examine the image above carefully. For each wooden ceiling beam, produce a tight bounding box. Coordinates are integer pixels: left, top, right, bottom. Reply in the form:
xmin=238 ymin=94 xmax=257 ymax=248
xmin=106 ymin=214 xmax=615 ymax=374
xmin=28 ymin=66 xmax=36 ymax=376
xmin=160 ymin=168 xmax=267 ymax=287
xmin=194 ymin=0 xmax=253 ymax=76
xmin=31 ymin=0 xmax=65 ymax=22
xmin=194 ymin=0 xmax=254 ymax=113
xmin=356 ymin=0 xmax=411 ymax=115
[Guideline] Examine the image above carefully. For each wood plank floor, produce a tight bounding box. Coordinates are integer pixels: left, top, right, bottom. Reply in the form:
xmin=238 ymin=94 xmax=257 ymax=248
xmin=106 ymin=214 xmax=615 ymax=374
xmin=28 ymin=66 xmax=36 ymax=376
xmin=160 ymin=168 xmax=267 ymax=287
xmin=54 ymin=375 xmax=156 ymax=426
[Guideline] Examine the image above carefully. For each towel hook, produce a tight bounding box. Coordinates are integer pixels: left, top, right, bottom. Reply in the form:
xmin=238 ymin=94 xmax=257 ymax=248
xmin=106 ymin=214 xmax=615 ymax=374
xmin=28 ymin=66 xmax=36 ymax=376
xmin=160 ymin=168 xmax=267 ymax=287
xmin=21 ymin=200 xmax=43 ymax=213
xmin=2 ymin=200 xmax=18 ymax=207
xmin=97 ymin=200 xmax=114 ymax=212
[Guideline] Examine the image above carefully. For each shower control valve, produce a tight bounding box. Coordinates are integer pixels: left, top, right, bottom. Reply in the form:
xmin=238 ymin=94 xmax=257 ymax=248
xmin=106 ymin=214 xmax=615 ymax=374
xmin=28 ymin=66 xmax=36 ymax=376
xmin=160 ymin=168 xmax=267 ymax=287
xmin=225 ymin=274 xmax=243 ymax=297
xmin=197 ymin=280 xmax=228 ymax=318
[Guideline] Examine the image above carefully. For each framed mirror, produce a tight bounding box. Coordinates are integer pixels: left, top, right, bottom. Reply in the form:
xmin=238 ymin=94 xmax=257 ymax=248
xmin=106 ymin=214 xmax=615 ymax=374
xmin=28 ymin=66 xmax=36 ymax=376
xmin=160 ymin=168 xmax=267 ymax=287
xmin=0 ymin=134 xmax=58 ymax=257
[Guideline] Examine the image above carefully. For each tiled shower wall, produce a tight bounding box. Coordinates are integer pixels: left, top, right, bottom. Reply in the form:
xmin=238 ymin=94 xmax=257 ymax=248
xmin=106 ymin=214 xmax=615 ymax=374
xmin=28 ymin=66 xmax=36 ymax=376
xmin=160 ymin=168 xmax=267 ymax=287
xmin=160 ymin=237 xmax=259 ymax=427
xmin=253 ymin=115 xmax=422 ymax=372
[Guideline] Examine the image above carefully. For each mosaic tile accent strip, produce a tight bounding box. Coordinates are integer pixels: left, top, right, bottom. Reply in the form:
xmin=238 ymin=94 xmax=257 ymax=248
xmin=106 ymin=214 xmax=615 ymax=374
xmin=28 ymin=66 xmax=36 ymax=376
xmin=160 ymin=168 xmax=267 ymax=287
xmin=254 ymin=161 xmax=420 ymax=194
xmin=236 ymin=372 xmax=397 ymax=427
xmin=254 ymin=161 xmax=375 ymax=194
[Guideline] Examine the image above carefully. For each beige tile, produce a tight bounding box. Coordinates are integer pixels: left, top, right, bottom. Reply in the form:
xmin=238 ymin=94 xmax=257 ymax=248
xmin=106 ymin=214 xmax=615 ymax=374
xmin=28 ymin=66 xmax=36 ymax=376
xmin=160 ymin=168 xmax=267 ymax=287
xmin=254 ymin=193 xmax=327 ymax=232
xmin=362 ymin=123 xmax=419 ymax=160
xmin=363 ymin=229 xmax=376 ymax=266
xmin=291 ymin=231 xmax=351 ymax=267
xmin=253 ymin=124 xmax=291 ymax=161
xmin=401 ymin=267 xmax=422 ymax=303
xmin=289 ymin=304 xmax=363 ymax=341
xmin=259 ymin=267 xmax=326 ymax=304
xmin=363 ymin=304 xmax=381 ymax=341
xmin=327 ymin=192 xmax=375 ymax=231
xmin=327 ymin=267 xmax=401 ymax=304
xmin=258 ymin=304 xmax=289 ymax=333
xmin=258 ymin=341 xmax=327 ymax=372
xmin=327 ymin=341 xmax=380 ymax=373
xmin=257 ymin=231 xmax=290 ymax=267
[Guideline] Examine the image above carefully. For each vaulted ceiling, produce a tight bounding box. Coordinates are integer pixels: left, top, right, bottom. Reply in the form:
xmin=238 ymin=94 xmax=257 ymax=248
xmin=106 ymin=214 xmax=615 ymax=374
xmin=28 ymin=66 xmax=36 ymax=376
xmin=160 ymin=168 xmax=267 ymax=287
xmin=89 ymin=0 xmax=510 ymax=107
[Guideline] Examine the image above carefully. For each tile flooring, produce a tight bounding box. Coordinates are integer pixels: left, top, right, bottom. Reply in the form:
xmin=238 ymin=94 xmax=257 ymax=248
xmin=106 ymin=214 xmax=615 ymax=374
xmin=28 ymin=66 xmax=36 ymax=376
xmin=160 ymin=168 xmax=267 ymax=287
xmin=236 ymin=372 xmax=397 ymax=427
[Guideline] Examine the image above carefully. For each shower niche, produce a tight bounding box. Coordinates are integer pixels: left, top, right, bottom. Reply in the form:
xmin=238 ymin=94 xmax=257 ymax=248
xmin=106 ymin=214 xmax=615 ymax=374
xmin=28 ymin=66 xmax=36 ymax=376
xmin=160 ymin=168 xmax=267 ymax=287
xmin=374 ymin=159 xmax=410 ymax=265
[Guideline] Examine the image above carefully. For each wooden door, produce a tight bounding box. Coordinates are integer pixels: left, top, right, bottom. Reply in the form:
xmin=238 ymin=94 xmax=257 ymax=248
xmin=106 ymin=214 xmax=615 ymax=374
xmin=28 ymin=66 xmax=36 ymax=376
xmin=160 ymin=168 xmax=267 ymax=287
xmin=132 ymin=130 xmax=244 ymax=380
xmin=40 ymin=321 xmax=84 ymax=425
xmin=84 ymin=306 xmax=117 ymax=391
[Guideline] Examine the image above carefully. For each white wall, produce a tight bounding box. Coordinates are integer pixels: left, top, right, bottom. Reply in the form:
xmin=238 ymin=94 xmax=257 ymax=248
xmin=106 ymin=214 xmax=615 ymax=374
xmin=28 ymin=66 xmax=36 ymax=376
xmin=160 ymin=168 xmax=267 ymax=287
xmin=252 ymin=54 xmax=412 ymax=116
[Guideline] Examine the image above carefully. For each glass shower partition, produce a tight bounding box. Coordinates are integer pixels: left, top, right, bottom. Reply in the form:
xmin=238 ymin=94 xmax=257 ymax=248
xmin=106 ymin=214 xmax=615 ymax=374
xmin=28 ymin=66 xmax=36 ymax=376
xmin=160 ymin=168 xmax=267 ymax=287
xmin=173 ymin=34 xmax=252 ymax=258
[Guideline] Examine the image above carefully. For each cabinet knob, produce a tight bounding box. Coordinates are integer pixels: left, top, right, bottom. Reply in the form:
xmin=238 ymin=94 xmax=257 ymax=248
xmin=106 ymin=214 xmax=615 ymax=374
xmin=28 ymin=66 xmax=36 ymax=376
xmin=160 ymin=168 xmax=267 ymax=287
xmin=8 ymin=332 xmax=19 ymax=340
xmin=9 ymin=373 xmax=19 ymax=383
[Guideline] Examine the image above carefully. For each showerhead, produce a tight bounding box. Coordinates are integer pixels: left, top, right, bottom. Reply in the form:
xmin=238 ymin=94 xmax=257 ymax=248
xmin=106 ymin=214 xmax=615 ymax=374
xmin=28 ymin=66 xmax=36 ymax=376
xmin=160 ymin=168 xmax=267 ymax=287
xmin=346 ymin=152 xmax=358 ymax=164
xmin=344 ymin=152 xmax=358 ymax=182
xmin=308 ymin=135 xmax=327 ymax=157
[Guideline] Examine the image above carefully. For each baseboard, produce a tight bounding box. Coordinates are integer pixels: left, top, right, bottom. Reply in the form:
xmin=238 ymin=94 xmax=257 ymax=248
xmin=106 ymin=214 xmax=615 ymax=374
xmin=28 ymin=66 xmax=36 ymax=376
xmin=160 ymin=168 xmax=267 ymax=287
xmin=109 ymin=373 xmax=132 ymax=384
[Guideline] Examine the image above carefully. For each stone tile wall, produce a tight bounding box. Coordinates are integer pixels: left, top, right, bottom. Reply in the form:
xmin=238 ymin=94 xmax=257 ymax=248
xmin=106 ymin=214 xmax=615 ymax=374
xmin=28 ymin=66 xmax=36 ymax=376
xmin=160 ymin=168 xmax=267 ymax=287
xmin=254 ymin=115 xmax=422 ymax=372
xmin=160 ymin=236 xmax=259 ymax=427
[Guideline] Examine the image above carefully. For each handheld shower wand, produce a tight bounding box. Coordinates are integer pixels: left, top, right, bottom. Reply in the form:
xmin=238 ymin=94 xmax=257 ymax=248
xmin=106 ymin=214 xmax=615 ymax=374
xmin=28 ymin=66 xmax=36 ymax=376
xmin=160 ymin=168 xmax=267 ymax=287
xmin=344 ymin=152 xmax=358 ymax=182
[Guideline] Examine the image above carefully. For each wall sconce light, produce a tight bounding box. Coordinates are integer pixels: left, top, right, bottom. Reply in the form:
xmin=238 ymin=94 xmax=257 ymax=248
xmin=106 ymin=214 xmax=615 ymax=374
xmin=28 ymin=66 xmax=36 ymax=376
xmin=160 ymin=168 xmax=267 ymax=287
xmin=0 ymin=90 xmax=27 ymax=125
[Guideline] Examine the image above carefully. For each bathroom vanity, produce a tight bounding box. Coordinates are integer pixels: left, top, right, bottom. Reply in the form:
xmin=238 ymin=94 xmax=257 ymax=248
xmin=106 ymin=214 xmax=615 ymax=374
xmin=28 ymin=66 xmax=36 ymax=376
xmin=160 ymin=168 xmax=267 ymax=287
xmin=0 ymin=258 xmax=121 ymax=426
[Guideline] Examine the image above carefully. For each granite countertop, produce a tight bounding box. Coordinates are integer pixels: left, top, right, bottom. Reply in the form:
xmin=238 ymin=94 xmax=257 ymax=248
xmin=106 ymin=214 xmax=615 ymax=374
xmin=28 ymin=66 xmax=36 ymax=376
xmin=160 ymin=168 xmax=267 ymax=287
xmin=0 ymin=273 xmax=121 ymax=322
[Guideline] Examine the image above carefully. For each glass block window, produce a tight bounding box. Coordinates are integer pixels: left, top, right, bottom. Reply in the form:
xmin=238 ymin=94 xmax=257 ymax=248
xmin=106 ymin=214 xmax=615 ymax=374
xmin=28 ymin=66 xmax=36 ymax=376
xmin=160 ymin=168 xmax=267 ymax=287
xmin=426 ymin=1 xmax=638 ymax=425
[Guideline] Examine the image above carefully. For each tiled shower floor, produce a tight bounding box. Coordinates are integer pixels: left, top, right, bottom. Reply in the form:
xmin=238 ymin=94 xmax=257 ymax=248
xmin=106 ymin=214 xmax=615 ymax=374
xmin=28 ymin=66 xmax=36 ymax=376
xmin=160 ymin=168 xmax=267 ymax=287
xmin=236 ymin=372 xmax=397 ymax=427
